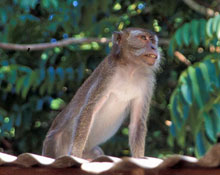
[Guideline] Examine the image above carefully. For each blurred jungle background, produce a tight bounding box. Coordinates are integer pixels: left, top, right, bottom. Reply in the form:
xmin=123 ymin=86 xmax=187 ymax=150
xmin=0 ymin=0 xmax=220 ymax=158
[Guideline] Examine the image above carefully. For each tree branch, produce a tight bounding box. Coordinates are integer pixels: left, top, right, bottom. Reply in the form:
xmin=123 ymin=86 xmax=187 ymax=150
xmin=174 ymin=51 xmax=191 ymax=66
xmin=0 ymin=37 xmax=169 ymax=51
xmin=183 ymin=0 xmax=219 ymax=17
xmin=0 ymin=37 xmax=110 ymax=51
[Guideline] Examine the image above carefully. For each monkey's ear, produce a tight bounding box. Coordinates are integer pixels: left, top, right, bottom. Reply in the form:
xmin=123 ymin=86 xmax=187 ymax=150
xmin=111 ymin=31 xmax=123 ymax=57
xmin=112 ymin=31 xmax=123 ymax=45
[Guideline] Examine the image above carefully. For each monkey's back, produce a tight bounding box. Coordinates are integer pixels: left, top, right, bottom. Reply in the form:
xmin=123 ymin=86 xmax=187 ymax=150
xmin=42 ymin=56 xmax=116 ymax=158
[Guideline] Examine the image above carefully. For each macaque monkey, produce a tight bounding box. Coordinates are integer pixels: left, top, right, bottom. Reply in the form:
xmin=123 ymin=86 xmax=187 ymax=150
xmin=42 ymin=27 xmax=161 ymax=159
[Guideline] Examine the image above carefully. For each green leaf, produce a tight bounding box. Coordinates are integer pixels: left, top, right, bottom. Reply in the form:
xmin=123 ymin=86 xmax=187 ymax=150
xmin=168 ymin=38 xmax=176 ymax=57
xmin=42 ymin=0 xmax=50 ymax=8
xmin=196 ymin=68 xmax=209 ymax=103
xmin=174 ymin=28 xmax=182 ymax=47
xmin=199 ymin=62 xmax=210 ymax=88
xmin=56 ymin=67 xmax=64 ymax=80
xmin=20 ymin=0 xmax=38 ymax=9
xmin=204 ymin=113 xmax=216 ymax=142
xmin=18 ymin=66 xmax=31 ymax=73
xmin=15 ymin=113 xmax=22 ymax=127
xmin=212 ymin=16 xmax=218 ymax=33
xmin=39 ymin=68 xmax=46 ymax=83
xmin=47 ymin=67 xmax=55 ymax=94
xmin=39 ymin=82 xmax=48 ymax=96
xmin=0 ymin=8 xmax=7 ymax=24
xmin=181 ymin=84 xmax=192 ymax=105
xmin=195 ymin=131 xmax=206 ymax=156
xmin=0 ymin=114 xmax=3 ymax=123
xmin=176 ymin=124 xmax=186 ymax=147
xmin=206 ymin=59 xmax=218 ymax=86
xmin=206 ymin=18 xmax=213 ymax=38
xmin=8 ymin=69 xmax=17 ymax=84
xmin=15 ymin=76 xmax=25 ymax=94
xmin=48 ymin=67 xmax=55 ymax=83
xmin=51 ymin=0 xmax=59 ymax=9
xmin=191 ymin=20 xmax=200 ymax=46
xmin=56 ymin=67 xmax=65 ymax=89
xmin=36 ymin=99 xmax=44 ymax=111
xmin=77 ymin=63 xmax=85 ymax=82
xmin=212 ymin=104 xmax=220 ymax=133
xmin=181 ymin=95 xmax=190 ymax=119
xmin=30 ymin=71 xmax=39 ymax=90
xmin=170 ymin=92 xmax=182 ymax=129
xmin=0 ymin=107 xmax=7 ymax=116
xmin=188 ymin=67 xmax=203 ymax=108
xmin=216 ymin=16 xmax=220 ymax=39
xmin=65 ymin=67 xmax=74 ymax=80
xmin=21 ymin=74 xmax=31 ymax=99
xmin=182 ymin=23 xmax=190 ymax=46
xmin=170 ymin=123 xmax=176 ymax=137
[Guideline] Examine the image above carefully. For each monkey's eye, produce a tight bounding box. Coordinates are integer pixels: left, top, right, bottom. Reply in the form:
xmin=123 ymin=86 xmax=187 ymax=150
xmin=149 ymin=36 xmax=156 ymax=43
xmin=140 ymin=35 xmax=147 ymax=40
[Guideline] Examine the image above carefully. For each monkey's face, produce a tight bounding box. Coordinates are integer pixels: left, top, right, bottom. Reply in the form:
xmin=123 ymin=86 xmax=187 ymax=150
xmin=112 ymin=28 xmax=160 ymax=69
xmin=126 ymin=29 xmax=159 ymax=67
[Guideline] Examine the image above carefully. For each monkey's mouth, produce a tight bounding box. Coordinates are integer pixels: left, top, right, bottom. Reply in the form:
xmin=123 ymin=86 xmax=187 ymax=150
xmin=143 ymin=54 xmax=158 ymax=65
xmin=144 ymin=54 xmax=157 ymax=59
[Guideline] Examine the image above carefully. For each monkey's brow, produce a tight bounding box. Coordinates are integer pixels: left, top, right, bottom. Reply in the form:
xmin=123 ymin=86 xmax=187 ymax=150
xmin=145 ymin=30 xmax=157 ymax=37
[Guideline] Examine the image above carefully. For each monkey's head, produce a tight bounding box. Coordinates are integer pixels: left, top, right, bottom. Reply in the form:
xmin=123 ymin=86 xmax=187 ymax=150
xmin=111 ymin=28 xmax=160 ymax=70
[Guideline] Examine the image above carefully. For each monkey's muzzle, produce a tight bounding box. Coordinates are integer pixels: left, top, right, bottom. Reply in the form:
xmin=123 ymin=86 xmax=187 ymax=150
xmin=143 ymin=54 xmax=158 ymax=66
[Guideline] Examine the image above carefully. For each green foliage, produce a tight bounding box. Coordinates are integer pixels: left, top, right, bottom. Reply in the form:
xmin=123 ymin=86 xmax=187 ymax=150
xmin=169 ymin=15 xmax=220 ymax=156
xmin=0 ymin=64 xmax=78 ymax=98
xmin=168 ymin=15 xmax=220 ymax=56
xmin=170 ymin=54 xmax=220 ymax=156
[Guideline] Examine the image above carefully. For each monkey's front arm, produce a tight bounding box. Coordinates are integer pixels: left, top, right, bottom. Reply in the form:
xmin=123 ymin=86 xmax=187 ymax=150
xmin=129 ymin=98 xmax=148 ymax=157
xmin=70 ymin=85 xmax=109 ymax=158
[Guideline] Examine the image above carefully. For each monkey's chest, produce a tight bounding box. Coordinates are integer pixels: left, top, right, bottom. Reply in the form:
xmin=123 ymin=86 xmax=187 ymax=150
xmin=86 ymin=81 xmax=144 ymax=149
xmin=86 ymin=92 xmax=130 ymax=149
xmin=109 ymin=74 xmax=145 ymax=101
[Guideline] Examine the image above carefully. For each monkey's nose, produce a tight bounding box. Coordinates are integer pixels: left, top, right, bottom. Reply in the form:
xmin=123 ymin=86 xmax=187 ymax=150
xmin=151 ymin=45 xmax=156 ymax=50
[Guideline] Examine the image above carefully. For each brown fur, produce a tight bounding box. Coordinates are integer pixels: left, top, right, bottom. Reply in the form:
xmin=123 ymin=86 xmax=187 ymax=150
xmin=42 ymin=27 xmax=161 ymax=159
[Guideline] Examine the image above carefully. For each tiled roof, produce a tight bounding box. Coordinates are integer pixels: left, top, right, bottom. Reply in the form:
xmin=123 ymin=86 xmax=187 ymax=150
xmin=0 ymin=144 xmax=220 ymax=175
